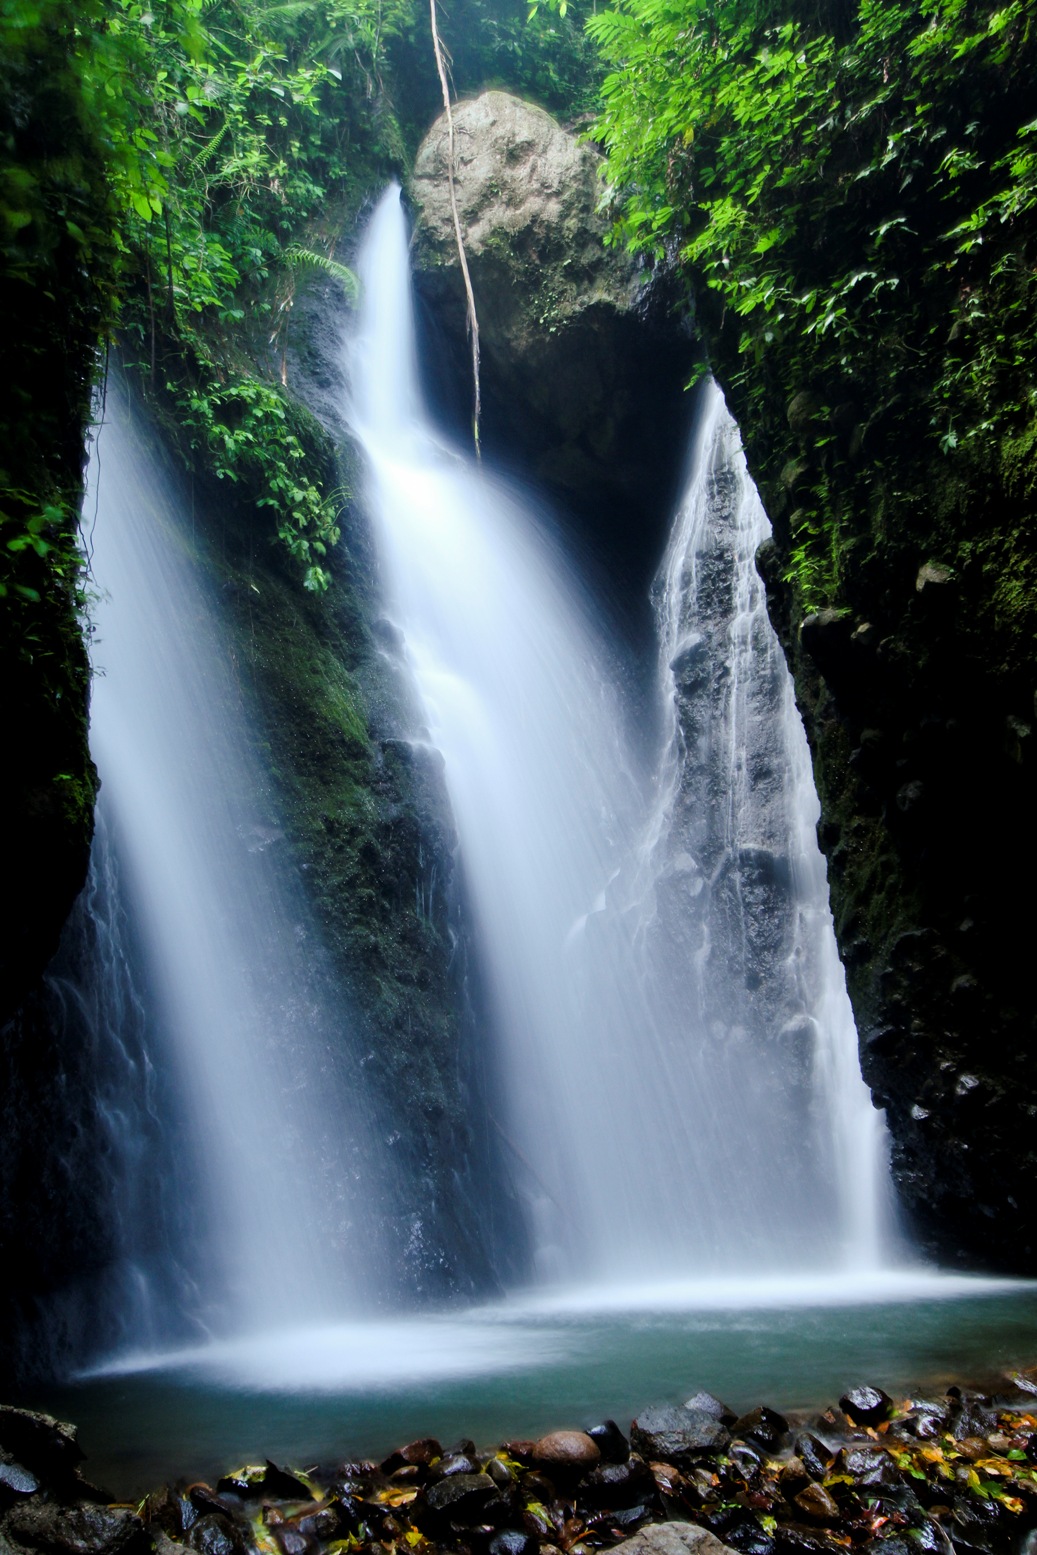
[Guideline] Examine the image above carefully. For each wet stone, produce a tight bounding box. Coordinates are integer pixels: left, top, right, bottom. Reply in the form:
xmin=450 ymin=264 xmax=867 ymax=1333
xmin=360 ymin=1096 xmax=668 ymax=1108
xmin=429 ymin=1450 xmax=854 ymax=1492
xmin=587 ymin=1421 xmax=630 ymax=1464
xmin=777 ymin=1458 xmax=809 ymax=1494
xmin=0 ymin=1458 xmax=39 ymax=1496
xmin=731 ymin=1409 xmax=789 ymax=1454
xmin=186 ymin=1515 xmax=251 ymax=1555
xmin=838 ymin=1447 xmax=896 ymax=1485
xmin=793 ymin=1437 xmax=833 ymax=1480
xmin=532 ymin=1433 xmax=600 ymax=1469
xmin=0 ymin=1411 xmax=84 ymax=1483
xmin=272 ymin=1530 xmax=309 ymax=1555
xmin=648 ymin=1461 xmax=683 ymax=1498
xmin=381 ymin=1440 xmax=442 ymax=1476
xmin=432 ymin=1453 xmax=481 ymax=1479
xmin=424 ymin=1472 xmax=496 ymax=1518
xmin=608 ymin=1522 xmax=741 ymax=1555
xmin=793 ymin=1484 xmax=839 ymax=1524
xmin=489 ymin=1533 xmax=535 ymax=1555
xmin=631 ymin=1406 xmax=730 ymax=1462
xmin=262 ymin=1464 xmax=315 ymax=1502
xmin=684 ymin=1393 xmax=737 ymax=1426
xmin=840 ymin=1387 xmax=893 ymax=1427
xmin=5 ymin=1504 xmax=146 ymax=1555
xmin=581 ymin=1455 xmax=652 ymax=1508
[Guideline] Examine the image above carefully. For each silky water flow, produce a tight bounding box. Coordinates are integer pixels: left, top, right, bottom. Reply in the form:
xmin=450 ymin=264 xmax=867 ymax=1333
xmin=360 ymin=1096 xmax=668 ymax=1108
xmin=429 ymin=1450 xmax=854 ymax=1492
xmin=348 ymin=184 xmax=891 ymax=1292
xmin=83 ymin=381 xmax=380 ymax=1349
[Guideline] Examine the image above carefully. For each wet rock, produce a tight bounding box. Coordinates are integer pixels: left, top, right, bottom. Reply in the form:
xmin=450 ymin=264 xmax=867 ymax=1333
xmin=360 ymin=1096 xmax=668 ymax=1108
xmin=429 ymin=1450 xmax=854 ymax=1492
xmin=0 ymin=1410 xmax=84 ymax=1484
xmin=485 ymin=1457 xmax=516 ymax=1488
xmin=915 ymin=562 xmax=953 ymax=592
xmin=423 ymin=1472 xmax=496 ymax=1520
xmin=271 ymin=1529 xmax=309 ymax=1555
xmin=0 ymin=1456 xmax=39 ymax=1496
xmin=837 ymin=1447 xmax=897 ymax=1486
xmin=787 ymin=393 xmax=823 ymax=438
xmin=4 ymin=1504 xmax=146 ymax=1555
xmin=431 ymin=1453 xmax=481 ymax=1479
xmin=792 ymin=1484 xmax=839 ymax=1524
xmin=631 ymin=1406 xmax=730 ymax=1462
xmin=587 ymin=1421 xmax=630 ymax=1464
xmin=186 ymin=1514 xmax=252 ymax=1555
xmin=260 ymin=1464 xmax=315 ymax=1502
xmin=532 ymin=1432 xmax=600 ymax=1469
xmin=580 ymin=1454 xmax=653 ymax=1509
xmin=381 ymin=1440 xmax=442 ymax=1475
xmin=793 ymin=1436 xmax=833 ymax=1480
xmin=608 ymin=1522 xmax=740 ymax=1555
xmin=647 ymin=1461 xmax=683 ymax=1498
xmin=187 ymin=1488 xmax=233 ymax=1520
xmin=684 ymin=1393 xmax=738 ymax=1426
xmin=705 ymin=1507 xmax=775 ymax=1554
xmin=839 ymin=1386 xmax=893 ymax=1426
xmin=777 ymin=1458 xmax=809 ymax=1495
xmin=489 ymin=1532 xmax=536 ymax=1555
xmin=730 ymin=1408 xmax=789 ymax=1454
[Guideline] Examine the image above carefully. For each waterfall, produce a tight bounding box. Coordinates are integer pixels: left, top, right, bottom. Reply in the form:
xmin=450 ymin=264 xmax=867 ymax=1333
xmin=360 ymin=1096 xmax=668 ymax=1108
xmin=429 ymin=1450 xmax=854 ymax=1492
xmin=349 ymin=185 xmax=889 ymax=1288
xmin=641 ymin=382 xmax=888 ymax=1271
xmin=84 ymin=381 xmax=378 ymax=1343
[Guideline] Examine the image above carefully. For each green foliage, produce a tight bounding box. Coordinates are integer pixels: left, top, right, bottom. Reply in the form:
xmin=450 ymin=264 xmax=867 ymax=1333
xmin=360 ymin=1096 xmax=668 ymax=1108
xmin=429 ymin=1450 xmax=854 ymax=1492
xmin=587 ymin=0 xmax=1037 ymax=607
xmin=178 ymin=373 xmax=342 ymax=590
xmin=388 ymin=0 xmax=602 ymax=148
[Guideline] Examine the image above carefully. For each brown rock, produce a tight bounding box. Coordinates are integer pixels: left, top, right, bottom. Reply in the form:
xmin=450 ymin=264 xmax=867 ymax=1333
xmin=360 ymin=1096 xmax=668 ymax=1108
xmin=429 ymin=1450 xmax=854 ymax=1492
xmin=532 ymin=1432 xmax=600 ymax=1467
xmin=793 ymin=1483 xmax=840 ymax=1524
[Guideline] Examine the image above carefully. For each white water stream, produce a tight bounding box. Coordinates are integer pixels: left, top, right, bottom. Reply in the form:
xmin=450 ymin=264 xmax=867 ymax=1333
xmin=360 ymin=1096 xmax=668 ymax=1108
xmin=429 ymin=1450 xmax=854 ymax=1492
xmin=349 ymin=185 xmax=890 ymax=1288
xmin=85 ymin=382 xmax=374 ymax=1338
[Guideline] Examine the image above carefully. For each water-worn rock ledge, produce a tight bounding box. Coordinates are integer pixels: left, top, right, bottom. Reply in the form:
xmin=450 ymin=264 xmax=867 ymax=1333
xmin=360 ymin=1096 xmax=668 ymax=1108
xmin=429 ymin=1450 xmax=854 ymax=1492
xmin=6 ymin=1375 xmax=1037 ymax=1555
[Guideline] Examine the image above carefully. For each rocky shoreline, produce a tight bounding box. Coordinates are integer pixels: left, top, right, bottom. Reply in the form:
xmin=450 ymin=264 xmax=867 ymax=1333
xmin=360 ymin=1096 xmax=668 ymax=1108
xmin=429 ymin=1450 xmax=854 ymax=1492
xmin=5 ymin=1373 xmax=1037 ymax=1555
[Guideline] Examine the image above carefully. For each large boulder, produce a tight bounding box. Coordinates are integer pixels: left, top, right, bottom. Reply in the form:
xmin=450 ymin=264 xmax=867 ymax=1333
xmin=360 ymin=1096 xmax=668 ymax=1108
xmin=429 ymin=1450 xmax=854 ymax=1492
xmin=411 ymin=91 xmax=695 ymax=588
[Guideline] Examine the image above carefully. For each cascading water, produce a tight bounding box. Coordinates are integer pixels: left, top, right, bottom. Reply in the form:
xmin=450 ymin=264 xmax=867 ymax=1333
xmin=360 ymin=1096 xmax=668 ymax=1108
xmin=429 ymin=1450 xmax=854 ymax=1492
xmin=84 ymin=381 xmax=380 ymax=1343
xmin=349 ymin=184 xmax=889 ymax=1288
xmin=640 ymin=382 xmax=888 ymax=1271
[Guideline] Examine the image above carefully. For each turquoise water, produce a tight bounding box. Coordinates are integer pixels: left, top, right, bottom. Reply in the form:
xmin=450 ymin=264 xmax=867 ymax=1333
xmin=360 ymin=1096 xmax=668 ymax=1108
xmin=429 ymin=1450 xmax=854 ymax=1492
xmin=20 ymin=1274 xmax=1037 ymax=1497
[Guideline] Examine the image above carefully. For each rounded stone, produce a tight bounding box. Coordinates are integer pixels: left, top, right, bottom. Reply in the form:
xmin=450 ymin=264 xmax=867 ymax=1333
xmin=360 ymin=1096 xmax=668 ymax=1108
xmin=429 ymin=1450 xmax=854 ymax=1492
xmin=532 ymin=1430 xmax=601 ymax=1467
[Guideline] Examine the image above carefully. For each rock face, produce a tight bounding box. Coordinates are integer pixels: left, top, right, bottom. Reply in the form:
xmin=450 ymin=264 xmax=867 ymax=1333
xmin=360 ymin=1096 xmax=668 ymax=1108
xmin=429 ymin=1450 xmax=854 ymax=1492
xmin=411 ymin=91 xmax=695 ymax=588
xmin=721 ymin=369 xmax=1037 ymax=1272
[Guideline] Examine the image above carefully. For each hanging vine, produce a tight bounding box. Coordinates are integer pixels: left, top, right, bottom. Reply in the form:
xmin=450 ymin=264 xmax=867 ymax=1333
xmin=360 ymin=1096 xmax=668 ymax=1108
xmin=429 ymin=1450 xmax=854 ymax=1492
xmin=429 ymin=0 xmax=482 ymax=458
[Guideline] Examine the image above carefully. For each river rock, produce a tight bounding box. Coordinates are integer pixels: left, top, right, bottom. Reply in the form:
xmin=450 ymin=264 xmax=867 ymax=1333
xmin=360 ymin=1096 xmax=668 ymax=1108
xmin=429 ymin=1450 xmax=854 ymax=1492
xmin=3 ymin=1504 xmax=145 ymax=1555
xmin=730 ymin=1407 xmax=789 ymax=1453
xmin=839 ymin=1385 xmax=893 ymax=1426
xmin=423 ymin=1471 xmax=496 ymax=1520
xmin=631 ymin=1405 xmax=730 ymax=1461
xmin=684 ymin=1392 xmax=737 ymax=1426
xmin=793 ymin=1483 xmax=839 ymax=1524
xmin=581 ymin=1454 xmax=653 ymax=1508
xmin=410 ymin=91 xmax=693 ymax=587
xmin=0 ymin=1410 xmax=84 ymax=1483
xmin=0 ymin=1456 xmax=39 ymax=1496
xmin=587 ymin=1420 xmax=630 ymax=1463
xmin=430 ymin=1452 xmax=480 ymax=1479
xmin=532 ymin=1432 xmax=600 ymax=1468
xmin=185 ymin=1515 xmax=251 ymax=1555
xmin=381 ymin=1440 xmax=441 ymax=1475
xmin=489 ymin=1533 xmax=536 ymax=1555
xmin=609 ymin=1523 xmax=740 ymax=1555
